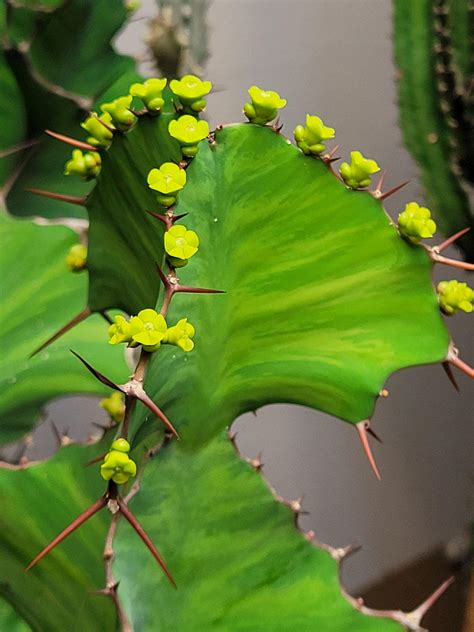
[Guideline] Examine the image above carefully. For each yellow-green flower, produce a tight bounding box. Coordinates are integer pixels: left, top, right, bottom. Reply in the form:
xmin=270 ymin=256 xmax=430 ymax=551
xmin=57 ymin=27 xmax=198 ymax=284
xmin=340 ymin=151 xmax=380 ymax=189
xmin=65 ymin=244 xmax=87 ymax=272
xmin=147 ymin=162 xmax=186 ymax=206
xmin=100 ymin=392 xmax=125 ymax=424
xmin=101 ymin=95 xmax=136 ymax=131
xmin=130 ymin=78 xmax=167 ymax=111
xmin=81 ymin=112 xmax=115 ymax=148
xmin=64 ymin=149 xmax=101 ymax=179
xmin=437 ymin=280 xmax=473 ymax=315
xmin=398 ymin=202 xmax=437 ymax=243
xmin=294 ymin=114 xmax=335 ymax=155
xmin=170 ymin=75 xmax=212 ymax=112
xmin=129 ymin=308 xmax=167 ymax=350
xmin=164 ymin=224 xmax=199 ymax=265
xmin=164 ymin=318 xmax=195 ymax=352
xmin=100 ymin=443 xmax=136 ymax=484
xmin=168 ymin=115 xmax=209 ymax=157
xmin=244 ymin=85 xmax=287 ymax=125
xmin=108 ymin=315 xmax=132 ymax=345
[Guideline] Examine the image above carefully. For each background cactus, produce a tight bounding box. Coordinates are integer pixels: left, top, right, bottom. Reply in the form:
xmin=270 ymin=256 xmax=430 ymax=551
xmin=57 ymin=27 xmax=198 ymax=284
xmin=393 ymin=0 xmax=474 ymax=261
xmin=0 ymin=67 xmax=471 ymax=629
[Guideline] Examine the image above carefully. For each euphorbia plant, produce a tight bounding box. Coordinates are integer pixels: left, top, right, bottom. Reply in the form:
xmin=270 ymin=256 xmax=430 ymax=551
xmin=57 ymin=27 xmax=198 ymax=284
xmin=0 ymin=71 xmax=473 ymax=632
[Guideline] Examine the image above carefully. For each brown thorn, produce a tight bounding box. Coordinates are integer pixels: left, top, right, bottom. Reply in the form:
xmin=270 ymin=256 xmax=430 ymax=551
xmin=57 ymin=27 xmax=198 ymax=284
xmin=45 ymin=129 xmax=97 ymax=152
xmin=25 ymin=496 xmax=107 ymax=571
xmin=25 ymin=188 xmax=86 ymax=206
xmin=405 ymin=577 xmax=455 ymax=628
xmin=155 ymin=261 xmax=171 ymax=288
xmin=145 ymin=209 xmax=171 ymax=227
xmin=29 ymin=307 xmax=92 ymax=357
xmin=366 ymin=426 xmax=382 ymax=444
xmin=448 ymin=355 xmax=474 ymax=378
xmin=372 ymin=171 xmax=386 ymax=197
xmin=117 ymin=497 xmax=177 ymax=588
xmin=435 ymin=227 xmax=471 ymax=252
xmin=84 ymin=451 xmax=108 ymax=467
xmin=136 ymin=391 xmax=180 ymax=439
xmin=173 ymin=213 xmax=188 ymax=222
xmin=442 ymin=361 xmax=460 ymax=392
xmin=70 ymin=350 xmax=123 ymax=391
xmin=379 ymin=180 xmax=409 ymax=201
xmin=90 ymin=112 xmax=115 ymax=134
xmin=176 ymin=285 xmax=226 ymax=295
xmin=429 ymin=250 xmax=474 ymax=271
xmin=355 ymin=421 xmax=381 ymax=480
xmin=100 ymin=311 xmax=113 ymax=325
xmin=0 ymin=137 xmax=41 ymax=158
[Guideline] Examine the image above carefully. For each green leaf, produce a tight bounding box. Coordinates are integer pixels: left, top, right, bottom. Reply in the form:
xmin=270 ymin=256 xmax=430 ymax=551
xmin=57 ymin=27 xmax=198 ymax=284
xmin=0 ymin=215 xmax=127 ymax=444
xmin=0 ymin=52 xmax=27 ymax=188
xmin=0 ymin=598 xmax=30 ymax=632
xmin=0 ymin=442 xmax=117 ymax=631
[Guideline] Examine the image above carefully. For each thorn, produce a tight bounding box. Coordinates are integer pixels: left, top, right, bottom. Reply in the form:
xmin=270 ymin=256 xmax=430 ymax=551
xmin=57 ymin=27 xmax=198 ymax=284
xmin=435 ymin=227 xmax=471 ymax=253
xmin=30 ymin=307 xmax=92 ymax=357
xmin=70 ymin=350 xmax=123 ymax=391
xmin=448 ymin=354 xmax=474 ymax=378
xmin=90 ymin=112 xmax=115 ymax=134
xmin=249 ymin=451 xmax=263 ymax=470
xmin=429 ymin=249 xmax=474 ymax=271
xmin=0 ymin=137 xmax=41 ymax=158
xmin=117 ymin=497 xmax=176 ymax=588
xmin=176 ymin=285 xmax=226 ymax=295
xmin=173 ymin=213 xmax=188 ymax=222
xmin=379 ymin=180 xmax=409 ymax=201
xmin=146 ymin=210 xmax=171 ymax=226
xmin=366 ymin=426 xmax=382 ymax=444
xmin=136 ymin=392 xmax=180 ymax=439
xmin=45 ymin=129 xmax=97 ymax=152
xmin=84 ymin=451 xmax=108 ymax=467
xmin=331 ymin=542 xmax=362 ymax=562
xmin=100 ymin=311 xmax=114 ymax=325
xmin=356 ymin=421 xmax=381 ymax=480
xmin=25 ymin=188 xmax=87 ymax=206
xmin=442 ymin=361 xmax=460 ymax=392
xmin=404 ymin=576 xmax=454 ymax=629
xmin=25 ymin=497 xmax=107 ymax=571
xmin=322 ymin=144 xmax=340 ymax=163
xmin=372 ymin=171 xmax=386 ymax=198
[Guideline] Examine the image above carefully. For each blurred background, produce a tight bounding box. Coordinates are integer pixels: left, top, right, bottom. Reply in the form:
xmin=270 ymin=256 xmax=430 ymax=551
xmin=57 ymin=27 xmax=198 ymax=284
xmin=1 ymin=1 xmax=472 ymax=630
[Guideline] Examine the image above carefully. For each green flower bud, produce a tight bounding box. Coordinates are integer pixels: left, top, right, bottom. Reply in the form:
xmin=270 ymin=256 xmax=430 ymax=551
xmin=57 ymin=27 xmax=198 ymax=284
xmin=168 ymin=115 xmax=209 ymax=157
xmin=130 ymin=78 xmax=167 ymax=112
xmin=340 ymin=151 xmax=380 ymax=189
xmin=398 ymin=202 xmax=437 ymax=243
xmin=110 ymin=438 xmax=131 ymax=453
xmin=65 ymin=244 xmax=87 ymax=272
xmin=437 ymin=280 xmax=474 ymax=315
xmin=100 ymin=392 xmax=125 ymax=424
xmin=101 ymin=96 xmax=136 ymax=131
xmin=108 ymin=315 xmax=132 ymax=345
xmin=244 ymin=85 xmax=287 ymax=125
xmin=170 ymin=75 xmax=212 ymax=112
xmin=100 ymin=449 xmax=137 ymax=484
xmin=147 ymin=162 xmax=186 ymax=207
xmin=164 ymin=318 xmax=195 ymax=352
xmin=164 ymin=224 xmax=199 ymax=262
xmin=81 ymin=112 xmax=115 ymax=148
xmin=64 ymin=149 xmax=101 ymax=180
xmin=294 ymin=114 xmax=335 ymax=155
xmin=125 ymin=0 xmax=140 ymax=13
xmin=129 ymin=308 xmax=167 ymax=350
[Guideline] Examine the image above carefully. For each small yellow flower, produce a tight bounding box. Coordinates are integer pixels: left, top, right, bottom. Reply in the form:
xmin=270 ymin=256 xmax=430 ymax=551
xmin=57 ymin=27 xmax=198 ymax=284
xmin=64 ymin=149 xmax=101 ymax=179
xmin=129 ymin=308 xmax=167 ymax=349
xmin=170 ymin=75 xmax=212 ymax=112
xmin=130 ymin=78 xmax=167 ymax=111
xmin=101 ymin=95 xmax=136 ymax=131
xmin=164 ymin=318 xmax=195 ymax=352
xmin=108 ymin=315 xmax=132 ymax=345
xmin=100 ymin=392 xmax=125 ymax=424
xmin=294 ymin=114 xmax=335 ymax=155
xmin=100 ymin=446 xmax=137 ymax=484
xmin=340 ymin=151 xmax=380 ymax=189
xmin=66 ymin=244 xmax=87 ymax=272
xmin=147 ymin=163 xmax=186 ymax=195
xmin=164 ymin=224 xmax=199 ymax=262
xmin=437 ymin=280 xmax=473 ymax=315
xmin=244 ymin=85 xmax=286 ymax=124
xmin=81 ymin=112 xmax=114 ymax=148
xmin=398 ymin=202 xmax=437 ymax=243
xmin=168 ymin=115 xmax=209 ymax=156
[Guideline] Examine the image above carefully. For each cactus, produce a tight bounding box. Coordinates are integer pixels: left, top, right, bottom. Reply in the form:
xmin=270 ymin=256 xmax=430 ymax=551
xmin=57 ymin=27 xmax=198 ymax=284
xmin=393 ymin=0 xmax=474 ymax=261
xmin=0 ymin=72 xmax=471 ymax=631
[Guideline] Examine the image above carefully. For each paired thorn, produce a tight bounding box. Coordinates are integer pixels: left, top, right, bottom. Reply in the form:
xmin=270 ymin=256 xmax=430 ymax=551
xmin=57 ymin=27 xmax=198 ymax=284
xmin=322 ymin=144 xmax=340 ymax=164
xmin=25 ymin=188 xmax=87 ymax=207
xmin=156 ymin=262 xmax=225 ymax=297
xmin=435 ymin=227 xmax=471 ymax=253
xmin=30 ymin=307 xmax=92 ymax=357
xmin=45 ymin=129 xmax=97 ymax=152
xmin=70 ymin=350 xmax=179 ymax=437
xmin=145 ymin=210 xmax=188 ymax=229
xmin=428 ymin=248 xmax=474 ymax=271
xmin=378 ymin=180 xmax=409 ymax=201
xmin=355 ymin=421 xmax=381 ymax=480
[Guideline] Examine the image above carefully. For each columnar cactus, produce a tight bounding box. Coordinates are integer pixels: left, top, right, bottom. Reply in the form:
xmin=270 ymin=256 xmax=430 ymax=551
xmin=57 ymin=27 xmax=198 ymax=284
xmin=0 ymin=70 xmax=472 ymax=631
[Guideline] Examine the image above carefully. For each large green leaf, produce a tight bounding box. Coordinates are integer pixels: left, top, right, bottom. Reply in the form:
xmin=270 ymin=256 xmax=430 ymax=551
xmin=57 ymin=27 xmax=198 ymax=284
xmin=0 ymin=215 xmax=127 ymax=444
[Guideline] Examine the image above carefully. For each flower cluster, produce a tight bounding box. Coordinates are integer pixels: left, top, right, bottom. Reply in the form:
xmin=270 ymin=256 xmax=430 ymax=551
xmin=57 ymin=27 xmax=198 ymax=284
xmin=101 ymin=95 xmax=137 ymax=132
xmin=65 ymin=244 xmax=87 ymax=272
xmin=294 ymin=115 xmax=335 ymax=155
xmin=168 ymin=115 xmax=209 ymax=157
xmin=100 ymin=392 xmax=125 ymax=424
xmin=243 ymin=85 xmax=286 ymax=125
xmin=108 ymin=309 xmax=196 ymax=353
xmin=100 ymin=439 xmax=137 ymax=484
xmin=81 ymin=112 xmax=115 ymax=148
xmin=397 ymin=202 xmax=437 ymax=243
xmin=437 ymin=280 xmax=473 ymax=315
xmin=130 ymin=78 xmax=167 ymax=112
xmin=147 ymin=162 xmax=187 ymax=207
xmin=170 ymin=75 xmax=212 ymax=113
xmin=64 ymin=149 xmax=101 ymax=180
xmin=340 ymin=151 xmax=380 ymax=189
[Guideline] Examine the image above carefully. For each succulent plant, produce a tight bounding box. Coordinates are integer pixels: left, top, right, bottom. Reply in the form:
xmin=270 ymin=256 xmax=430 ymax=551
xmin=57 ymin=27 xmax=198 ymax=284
xmin=0 ymin=66 xmax=472 ymax=631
